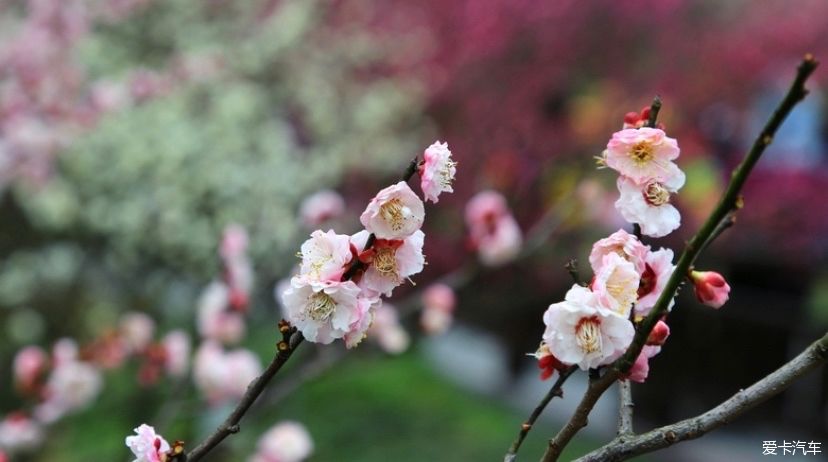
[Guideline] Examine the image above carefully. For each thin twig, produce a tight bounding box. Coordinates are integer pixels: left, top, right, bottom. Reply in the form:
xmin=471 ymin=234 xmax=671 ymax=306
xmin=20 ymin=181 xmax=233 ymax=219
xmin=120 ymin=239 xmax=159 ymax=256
xmin=645 ymin=96 xmax=662 ymax=128
xmin=540 ymin=55 xmax=819 ymax=462
xmin=186 ymin=330 xmax=304 ymax=461
xmin=564 ymin=259 xmax=583 ymax=286
xmin=617 ymin=380 xmax=634 ymax=436
xmin=504 ymin=366 xmax=577 ymax=462
xmin=575 ymin=331 xmax=828 ymax=462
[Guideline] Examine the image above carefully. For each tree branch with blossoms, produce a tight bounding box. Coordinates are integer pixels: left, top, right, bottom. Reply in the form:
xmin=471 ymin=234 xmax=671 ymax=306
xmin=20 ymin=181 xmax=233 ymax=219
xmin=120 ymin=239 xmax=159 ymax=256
xmin=539 ymin=54 xmax=819 ymax=462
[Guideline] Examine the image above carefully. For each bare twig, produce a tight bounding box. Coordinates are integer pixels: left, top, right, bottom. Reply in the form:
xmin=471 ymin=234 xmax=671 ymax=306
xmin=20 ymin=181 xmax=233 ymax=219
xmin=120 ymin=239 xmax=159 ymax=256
xmin=186 ymin=329 xmax=304 ymax=462
xmin=540 ymin=55 xmax=819 ymax=462
xmin=617 ymin=380 xmax=634 ymax=436
xmin=645 ymin=96 xmax=662 ymax=128
xmin=505 ymin=366 xmax=577 ymax=462
xmin=575 ymin=331 xmax=828 ymax=462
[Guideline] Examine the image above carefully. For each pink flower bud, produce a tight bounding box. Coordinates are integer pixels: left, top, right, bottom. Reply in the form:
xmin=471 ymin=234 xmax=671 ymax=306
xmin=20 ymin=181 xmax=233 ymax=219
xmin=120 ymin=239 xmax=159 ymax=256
xmin=646 ymin=320 xmax=670 ymax=346
xmin=690 ymin=270 xmax=731 ymax=309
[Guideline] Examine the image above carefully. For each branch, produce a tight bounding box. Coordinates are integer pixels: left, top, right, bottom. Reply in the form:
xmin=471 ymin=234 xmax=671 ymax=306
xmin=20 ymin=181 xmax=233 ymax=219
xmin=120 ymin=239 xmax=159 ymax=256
xmin=575 ymin=331 xmax=828 ymax=462
xmin=645 ymin=96 xmax=662 ymax=129
xmin=186 ymin=329 xmax=304 ymax=462
xmin=540 ymin=54 xmax=819 ymax=462
xmin=617 ymin=380 xmax=634 ymax=436
xmin=505 ymin=366 xmax=577 ymax=462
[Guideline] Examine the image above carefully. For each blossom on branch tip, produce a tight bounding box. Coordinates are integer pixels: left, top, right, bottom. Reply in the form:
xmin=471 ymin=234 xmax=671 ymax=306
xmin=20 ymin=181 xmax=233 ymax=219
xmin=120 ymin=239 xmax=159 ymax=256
xmin=419 ymin=141 xmax=457 ymax=203
xmin=360 ymin=181 xmax=425 ymax=240
xmin=542 ymin=285 xmax=634 ymax=370
xmin=690 ymin=270 xmax=731 ymax=309
xmin=125 ymin=424 xmax=170 ymax=462
xmin=282 ymin=277 xmax=362 ymax=344
xmin=604 ymin=127 xmax=680 ymax=185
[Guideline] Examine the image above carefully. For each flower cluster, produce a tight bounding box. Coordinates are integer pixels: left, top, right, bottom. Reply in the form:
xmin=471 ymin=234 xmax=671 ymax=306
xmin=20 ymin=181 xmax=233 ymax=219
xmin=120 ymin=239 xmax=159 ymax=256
xmin=281 ymin=142 xmax=456 ymax=346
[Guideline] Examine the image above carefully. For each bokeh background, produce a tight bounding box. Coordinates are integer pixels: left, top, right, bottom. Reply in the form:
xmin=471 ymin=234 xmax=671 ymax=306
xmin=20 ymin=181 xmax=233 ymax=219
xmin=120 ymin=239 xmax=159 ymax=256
xmin=1 ymin=0 xmax=827 ymax=460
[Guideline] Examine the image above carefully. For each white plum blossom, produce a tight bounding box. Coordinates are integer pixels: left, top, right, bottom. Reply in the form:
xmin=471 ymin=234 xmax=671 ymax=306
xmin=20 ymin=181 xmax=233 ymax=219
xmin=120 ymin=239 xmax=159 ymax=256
xmin=360 ymin=181 xmax=425 ymax=240
xmin=615 ymin=164 xmax=685 ymax=238
xmin=604 ymin=127 xmax=680 ymax=185
xmin=193 ymin=341 xmax=262 ymax=405
xmin=161 ymin=330 xmax=190 ymax=377
xmin=343 ymin=294 xmax=381 ymax=349
xmin=119 ymin=312 xmax=156 ymax=353
xmin=352 ymin=230 xmax=425 ymax=297
xmin=299 ymin=189 xmax=346 ymax=229
xmin=298 ymin=229 xmax=353 ymax=282
xmin=542 ymin=285 xmax=634 ymax=370
xmin=588 ymin=229 xmax=648 ymax=274
xmin=197 ymin=281 xmax=246 ymax=344
xmin=125 ymin=424 xmax=170 ymax=462
xmin=0 ymin=414 xmax=43 ymax=454
xmin=249 ymin=421 xmax=314 ymax=462
xmin=34 ymin=359 xmax=103 ymax=423
xmin=591 ymin=253 xmax=640 ymax=318
xmin=282 ymin=277 xmax=362 ymax=344
xmin=419 ymin=141 xmax=457 ymax=203
xmin=635 ymin=248 xmax=676 ymax=316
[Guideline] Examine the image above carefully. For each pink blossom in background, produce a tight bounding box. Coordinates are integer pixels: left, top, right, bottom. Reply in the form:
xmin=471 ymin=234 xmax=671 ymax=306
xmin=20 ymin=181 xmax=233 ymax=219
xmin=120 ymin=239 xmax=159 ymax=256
xmin=0 ymin=413 xmax=43 ymax=454
xmin=590 ymin=253 xmax=640 ymax=318
xmin=299 ymin=190 xmax=346 ymax=229
xmin=604 ymin=128 xmax=680 ymax=185
xmin=419 ymin=141 xmax=457 ymax=203
xmin=220 ymin=224 xmax=249 ymax=262
xmin=691 ymin=270 xmax=731 ymax=309
xmin=193 ymin=341 xmax=262 ymax=405
xmin=125 ymin=424 xmax=170 ymax=462
xmin=161 ymin=330 xmax=191 ymax=377
xmin=34 ymin=357 xmax=102 ymax=423
xmin=249 ymin=421 xmax=314 ymax=462
xmin=299 ymin=229 xmax=354 ymax=282
xmin=220 ymin=225 xmax=254 ymax=311
xmin=542 ymin=285 xmax=634 ymax=370
xmin=360 ymin=181 xmax=425 ymax=240
xmin=352 ymin=230 xmax=425 ymax=297
xmin=119 ymin=312 xmax=156 ymax=354
xmin=197 ymin=281 xmax=246 ymax=344
xmin=588 ymin=229 xmax=648 ymax=274
xmin=420 ymin=283 xmax=457 ymax=335
xmin=369 ymin=303 xmax=410 ymax=354
xmin=465 ymin=190 xmax=523 ymax=266
xmin=281 ymin=278 xmax=362 ymax=344
xmin=12 ymin=346 xmax=48 ymax=393
xmin=51 ymin=338 xmax=79 ymax=366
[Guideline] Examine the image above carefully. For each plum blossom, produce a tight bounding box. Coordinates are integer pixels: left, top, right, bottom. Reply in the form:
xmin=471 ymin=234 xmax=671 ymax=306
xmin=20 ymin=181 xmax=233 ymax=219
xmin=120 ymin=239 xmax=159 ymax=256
xmin=588 ymin=229 xmax=648 ymax=274
xmin=249 ymin=421 xmax=314 ymax=462
xmin=604 ymin=127 xmax=680 ymax=185
xmin=691 ymin=270 xmax=731 ymax=309
xmin=369 ymin=304 xmax=410 ymax=354
xmin=125 ymin=424 xmax=170 ymax=462
xmin=161 ymin=330 xmax=190 ymax=377
xmin=13 ymin=346 xmax=48 ymax=393
xmin=299 ymin=189 xmax=346 ymax=229
xmin=615 ymin=164 xmax=685 ymax=238
xmin=542 ymin=285 xmax=634 ymax=370
xmin=343 ymin=294 xmax=381 ymax=349
xmin=220 ymin=225 xmax=253 ymax=311
xmin=360 ymin=181 xmax=425 ymax=240
xmin=529 ymin=342 xmax=567 ymax=380
xmin=197 ymin=281 xmax=246 ymax=344
xmin=420 ymin=283 xmax=457 ymax=335
xmin=634 ymin=248 xmax=676 ymax=316
xmin=352 ymin=230 xmax=425 ymax=296
xmin=0 ymin=413 xmax=43 ymax=454
xmin=646 ymin=320 xmax=671 ymax=346
xmin=419 ymin=141 xmax=457 ymax=203
xmin=281 ymin=277 xmax=362 ymax=344
xmin=591 ymin=253 xmax=640 ymax=318
xmin=465 ymin=191 xmax=522 ymax=266
xmin=34 ymin=358 xmax=102 ymax=423
xmin=193 ymin=341 xmax=262 ymax=404
xmin=627 ymin=345 xmax=662 ymax=383
xmin=299 ymin=230 xmax=353 ymax=282
xmin=119 ymin=312 xmax=156 ymax=353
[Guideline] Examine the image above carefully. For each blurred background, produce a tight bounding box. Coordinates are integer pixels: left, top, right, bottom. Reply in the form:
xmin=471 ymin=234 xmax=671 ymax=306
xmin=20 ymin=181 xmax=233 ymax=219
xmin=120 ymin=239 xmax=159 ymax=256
xmin=1 ymin=0 xmax=827 ymax=461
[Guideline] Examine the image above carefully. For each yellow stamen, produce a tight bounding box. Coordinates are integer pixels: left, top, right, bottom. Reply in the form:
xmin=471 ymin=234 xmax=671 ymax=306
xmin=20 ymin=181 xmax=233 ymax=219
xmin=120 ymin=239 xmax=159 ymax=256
xmin=306 ymin=292 xmax=336 ymax=322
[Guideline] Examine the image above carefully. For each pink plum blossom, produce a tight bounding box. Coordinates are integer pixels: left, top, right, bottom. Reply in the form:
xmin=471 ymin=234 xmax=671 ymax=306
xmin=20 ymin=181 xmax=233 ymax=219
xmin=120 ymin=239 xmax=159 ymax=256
xmin=125 ymin=424 xmax=170 ymax=462
xmin=352 ymin=230 xmax=425 ymax=297
xmin=0 ymin=413 xmax=43 ymax=454
xmin=119 ymin=312 xmax=156 ymax=353
xmin=360 ymin=181 xmax=425 ymax=240
xmin=161 ymin=330 xmax=190 ymax=377
xmin=221 ymin=225 xmax=253 ymax=311
xmin=220 ymin=224 xmax=249 ymax=262
xmin=197 ymin=281 xmax=246 ymax=344
xmin=591 ymin=253 xmax=640 ymax=318
xmin=369 ymin=304 xmax=410 ymax=354
xmin=691 ymin=270 xmax=731 ymax=309
xmin=281 ymin=277 xmax=362 ymax=344
xmin=604 ymin=127 xmax=680 ymax=185
xmin=12 ymin=346 xmax=48 ymax=393
xmin=299 ymin=229 xmax=354 ymax=282
xmin=193 ymin=341 xmax=262 ymax=405
xmin=542 ymin=285 xmax=634 ymax=370
xmin=588 ymin=229 xmax=648 ymax=274
xmin=419 ymin=141 xmax=457 ymax=203
xmin=299 ymin=189 xmax=346 ymax=229
xmin=51 ymin=338 xmax=79 ymax=366
xmin=34 ymin=358 xmax=102 ymax=423
xmin=465 ymin=190 xmax=523 ymax=266
xmin=627 ymin=345 xmax=662 ymax=383
xmin=343 ymin=294 xmax=381 ymax=349
xmin=646 ymin=320 xmax=671 ymax=346
xmin=420 ymin=283 xmax=457 ymax=335
xmin=614 ymin=165 xmax=685 ymax=238
xmin=249 ymin=421 xmax=314 ymax=462
xmin=634 ymin=248 xmax=676 ymax=316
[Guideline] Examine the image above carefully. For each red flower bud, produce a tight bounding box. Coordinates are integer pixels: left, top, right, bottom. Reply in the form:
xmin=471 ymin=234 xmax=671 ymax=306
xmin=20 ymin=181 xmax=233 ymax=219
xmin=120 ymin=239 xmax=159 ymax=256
xmin=690 ymin=270 xmax=731 ymax=309
xmin=646 ymin=320 xmax=670 ymax=346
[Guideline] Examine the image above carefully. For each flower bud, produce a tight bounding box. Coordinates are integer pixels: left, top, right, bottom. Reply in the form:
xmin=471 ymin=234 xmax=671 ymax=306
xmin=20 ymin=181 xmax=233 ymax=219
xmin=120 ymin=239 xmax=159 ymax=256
xmin=690 ymin=270 xmax=731 ymax=309
xmin=646 ymin=320 xmax=670 ymax=346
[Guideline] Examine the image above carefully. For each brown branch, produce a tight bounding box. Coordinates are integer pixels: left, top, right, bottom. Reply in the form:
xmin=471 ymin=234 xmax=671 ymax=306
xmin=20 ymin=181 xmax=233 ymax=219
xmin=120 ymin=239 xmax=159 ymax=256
xmin=645 ymin=96 xmax=662 ymax=129
xmin=617 ymin=380 xmax=634 ymax=436
xmin=185 ymin=329 xmax=304 ymax=462
xmin=504 ymin=366 xmax=577 ymax=462
xmin=540 ymin=55 xmax=819 ymax=462
xmin=574 ymin=331 xmax=828 ymax=462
